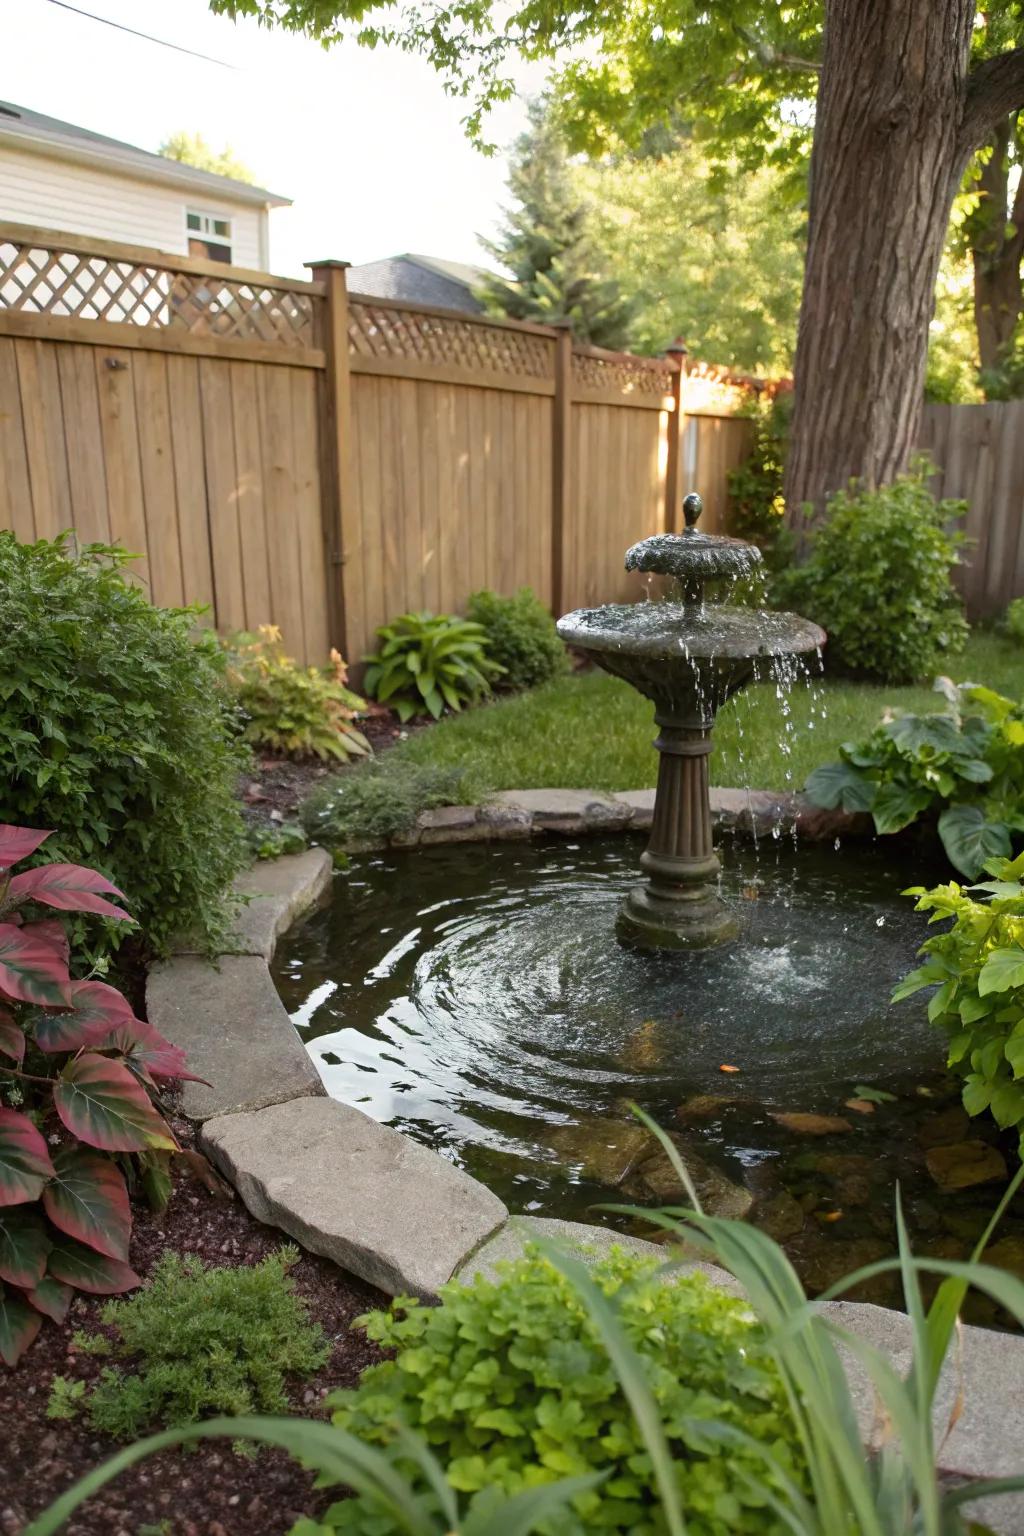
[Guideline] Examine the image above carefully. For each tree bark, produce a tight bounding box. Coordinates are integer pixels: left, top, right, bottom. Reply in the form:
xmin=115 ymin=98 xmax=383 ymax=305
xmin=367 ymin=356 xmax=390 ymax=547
xmin=785 ymin=0 xmax=975 ymax=523
xmin=971 ymin=117 xmax=1024 ymax=382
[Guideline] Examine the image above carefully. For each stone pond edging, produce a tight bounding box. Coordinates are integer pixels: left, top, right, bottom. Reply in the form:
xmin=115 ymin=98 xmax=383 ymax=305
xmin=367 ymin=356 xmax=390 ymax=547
xmin=147 ymin=837 xmax=1024 ymax=1532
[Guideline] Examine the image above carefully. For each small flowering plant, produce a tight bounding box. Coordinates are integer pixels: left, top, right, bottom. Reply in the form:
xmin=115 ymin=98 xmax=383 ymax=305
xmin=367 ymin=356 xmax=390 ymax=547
xmin=0 ymin=824 xmax=195 ymax=1365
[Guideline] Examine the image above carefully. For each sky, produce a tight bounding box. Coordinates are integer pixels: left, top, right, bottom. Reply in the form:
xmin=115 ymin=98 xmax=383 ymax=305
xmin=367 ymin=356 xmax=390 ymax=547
xmin=3 ymin=0 xmax=545 ymax=276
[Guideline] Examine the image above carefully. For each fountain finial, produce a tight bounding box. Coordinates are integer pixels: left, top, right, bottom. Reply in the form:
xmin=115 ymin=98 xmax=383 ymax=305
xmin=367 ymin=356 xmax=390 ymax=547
xmin=683 ymin=492 xmax=703 ymax=529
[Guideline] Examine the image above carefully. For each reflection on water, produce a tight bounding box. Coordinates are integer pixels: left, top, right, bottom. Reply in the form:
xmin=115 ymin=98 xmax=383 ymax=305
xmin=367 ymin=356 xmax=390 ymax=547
xmin=272 ymin=835 xmax=1023 ymax=1323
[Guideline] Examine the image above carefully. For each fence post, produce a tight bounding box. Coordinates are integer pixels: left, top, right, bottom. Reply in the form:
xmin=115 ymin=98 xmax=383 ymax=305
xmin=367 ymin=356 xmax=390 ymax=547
xmin=307 ymin=258 xmax=353 ymax=657
xmin=551 ymin=323 xmax=573 ymax=616
xmin=663 ymin=338 xmax=688 ymax=534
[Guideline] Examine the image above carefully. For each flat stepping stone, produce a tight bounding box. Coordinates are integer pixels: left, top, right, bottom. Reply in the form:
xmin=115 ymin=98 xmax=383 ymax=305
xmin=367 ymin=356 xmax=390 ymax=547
xmin=201 ymin=1097 xmax=508 ymax=1297
xmin=224 ymin=848 xmax=332 ymax=961
xmin=147 ymin=954 xmax=324 ymax=1121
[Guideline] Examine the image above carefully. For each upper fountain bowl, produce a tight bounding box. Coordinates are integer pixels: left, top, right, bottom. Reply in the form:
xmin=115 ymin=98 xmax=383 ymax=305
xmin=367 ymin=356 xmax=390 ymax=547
xmin=624 ymin=492 xmax=762 ymax=585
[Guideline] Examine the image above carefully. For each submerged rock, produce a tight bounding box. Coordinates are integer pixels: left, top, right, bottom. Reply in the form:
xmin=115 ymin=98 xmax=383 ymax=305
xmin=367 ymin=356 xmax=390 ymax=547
xmin=770 ymin=1111 xmax=854 ymax=1137
xmin=925 ymin=1140 xmax=1008 ymax=1192
xmin=754 ymin=1189 xmax=805 ymax=1240
xmin=916 ymin=1104 xmax=971 ymax=1149
xmin=546 ymin=1118 xmax=652 ymax=1186
xmin=623 ymin=1140 xmax=753 ymax=1221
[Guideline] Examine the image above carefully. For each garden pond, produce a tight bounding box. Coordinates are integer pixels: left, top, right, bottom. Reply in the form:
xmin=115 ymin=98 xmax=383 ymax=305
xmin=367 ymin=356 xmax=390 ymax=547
xmin=272 ymin=834 xmax=1024 ymax=1325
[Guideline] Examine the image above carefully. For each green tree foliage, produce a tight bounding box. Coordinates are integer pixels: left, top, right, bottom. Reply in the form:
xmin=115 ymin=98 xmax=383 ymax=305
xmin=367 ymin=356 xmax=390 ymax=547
xmin=478 ymin=105 xmax=636 ymax=348
xmin=576 ymin=140 xmax=804 ymax=370
xmin=158 ymin=130 xmax=256 ymax=184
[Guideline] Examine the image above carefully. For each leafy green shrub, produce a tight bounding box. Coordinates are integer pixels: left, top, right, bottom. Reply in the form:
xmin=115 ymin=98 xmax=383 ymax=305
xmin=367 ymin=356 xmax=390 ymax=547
xmin=775 ymin=466 xmax=969 ymax=683
xmin=225 ymin=626 xmax=370 ymax=762
xmin=363 ymin=612 xmax=504 ymax=721
xmin=0 ymin=535 xmax=248 ymax=955
xmin=301 ymin=760 xmax=466 ymax=847
xmin=64 ymin=1248 xmax=328 ymax=1439
xmin=726 ymin=392 xmax=794 ymax=573
xmin=895 ymin=851 xmax=1024 ymax=1144
xmin=465 ymin=588 xmax=568 ymax=690
xmin=1004 ymin=596 xmax=1024 ymax=643
xmin=0 ymin=824 xmax=190 ymax=1366
xmin=246 ymin=820 xmax=308 ymax=861
xmin=806 ymin=680 xmax=1024 ymax=876
xmin=324 ymin=1246 xmax=805 ymax=1536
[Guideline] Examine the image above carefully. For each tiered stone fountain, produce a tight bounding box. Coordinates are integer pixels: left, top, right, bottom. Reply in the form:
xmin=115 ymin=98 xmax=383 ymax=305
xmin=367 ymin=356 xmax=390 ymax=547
xmin=556 ymin=493 xmax=825 ymax=950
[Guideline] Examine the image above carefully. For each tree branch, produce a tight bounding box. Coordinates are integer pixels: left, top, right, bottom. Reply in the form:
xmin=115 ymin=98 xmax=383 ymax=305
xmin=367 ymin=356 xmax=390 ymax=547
xmin=961 ymin=48 xmax=1024 ymax=160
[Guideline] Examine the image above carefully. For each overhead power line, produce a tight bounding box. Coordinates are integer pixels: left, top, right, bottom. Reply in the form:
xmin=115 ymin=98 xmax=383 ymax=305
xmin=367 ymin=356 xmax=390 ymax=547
xmin=43 ymin=0 xmax=237 ymax=68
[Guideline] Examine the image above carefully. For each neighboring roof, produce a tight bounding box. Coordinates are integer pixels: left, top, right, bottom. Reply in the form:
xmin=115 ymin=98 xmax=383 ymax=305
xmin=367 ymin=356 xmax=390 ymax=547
xmin=346 ymin=253 xmax=492 ymax=313
xmin=0 ymin=100 xmax=290 ymax=208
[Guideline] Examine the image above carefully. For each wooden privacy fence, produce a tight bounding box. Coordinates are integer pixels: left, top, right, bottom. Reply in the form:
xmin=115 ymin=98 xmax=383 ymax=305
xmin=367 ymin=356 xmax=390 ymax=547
xmin=0 ymin=221 xmax=752 ymax=663
xmin=919 ymin=402 xmax=1024 ymax=620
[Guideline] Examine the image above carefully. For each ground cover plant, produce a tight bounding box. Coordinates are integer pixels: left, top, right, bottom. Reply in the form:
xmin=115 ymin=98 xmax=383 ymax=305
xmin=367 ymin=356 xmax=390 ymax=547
xmin=805 ymin=680 xmax=1024 ymax=877
xmin=225 ymin=627 xmax=370 ymax=763
xmin=363 ymin=612 xmax=505 ymax=721
xmin=1005 ymin=597 xmax=1024 ymax=643
xmin=24 ymin=1126 xmax=1024 ymax=1536
xmin=301 ymin=760 xmax=467 ymax=848
xmin=0 ymin=534 xmax=248 ymax=956
xmin=466 ymin=587 xmax=570 ymax=691
xmin=0 ymin=824 xmax=191 ymax=1366
xmin=895 ymin=850 xmax=1024 ymax=1146
xmin=775 ymin=468 xmax=969 ymax=684
xmin=350 ymin=633 xmax=1018 ymax=804
xmin=51 ymin=1247 xmax=328 ymax=1439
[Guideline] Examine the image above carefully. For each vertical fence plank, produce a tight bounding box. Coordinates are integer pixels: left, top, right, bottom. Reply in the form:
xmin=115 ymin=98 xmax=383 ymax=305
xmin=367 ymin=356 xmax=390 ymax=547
xmin=133 ymin=353 xmax=184 ymax=609
xmin=198 ymin=357 xmax=245 ymax=634
xmin=230 ymin=361 xmax=272 ymax=631
xmin=166 ymin=354 xmax=215 ymax=622
xmin=257 ymin=364 xmax=305 ymax=658
xmin=307 ymin=262 xmax=353 ymax=655
xmin=57 ymin=344 xmax=109 ymax=543
xmin=14 ymin=338 xmax=71 ymax=540
xmin=290 ymin=366 xmax=329 ymax=663
xmin=95 ymin=349 xmax=149 ymax=587
xmin=0 ymin=337 xmax=34 ymax=541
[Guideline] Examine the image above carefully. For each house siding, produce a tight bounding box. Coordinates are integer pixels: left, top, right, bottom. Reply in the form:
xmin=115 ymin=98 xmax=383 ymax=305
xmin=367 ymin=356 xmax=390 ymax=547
xmin=0 ymin=143 xmax=266 ymax=267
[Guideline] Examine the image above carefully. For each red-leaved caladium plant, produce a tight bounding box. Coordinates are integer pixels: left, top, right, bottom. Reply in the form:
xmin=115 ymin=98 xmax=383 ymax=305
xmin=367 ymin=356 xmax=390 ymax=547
xmin=0 ymin=824 xmax=196 ymax=1366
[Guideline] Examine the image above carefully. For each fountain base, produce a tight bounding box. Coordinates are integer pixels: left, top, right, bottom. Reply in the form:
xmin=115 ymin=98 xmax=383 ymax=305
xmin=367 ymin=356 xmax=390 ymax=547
xmin=617 ymin=848 xmax=739 ymax=950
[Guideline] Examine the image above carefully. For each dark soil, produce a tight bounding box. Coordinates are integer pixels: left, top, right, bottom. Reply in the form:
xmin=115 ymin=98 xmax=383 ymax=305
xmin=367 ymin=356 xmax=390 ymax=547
xmin=1 ymin=1114 xmax=386 ymax=1536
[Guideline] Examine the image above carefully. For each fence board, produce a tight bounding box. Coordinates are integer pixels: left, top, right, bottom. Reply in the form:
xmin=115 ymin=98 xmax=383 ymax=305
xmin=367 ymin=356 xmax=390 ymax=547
xmin=257 ymin=364 xmax=305 ymax=657
xmin=14 ymin=338 xmax=71 ymax=539
xmin=166 ymin=354 xmax=215 ymax=622
xmin=133 ymin=353 xmax=183 ymax=609
xmin=57 ymin=343 xmax=109 ymax=543
xmin=95 ymin=349 xmax=149 ymax=587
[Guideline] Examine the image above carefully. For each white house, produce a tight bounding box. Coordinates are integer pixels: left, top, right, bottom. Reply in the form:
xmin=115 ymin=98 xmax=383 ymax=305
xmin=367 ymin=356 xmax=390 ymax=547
xmin=0 ymin=101 xmax=289 ymax=270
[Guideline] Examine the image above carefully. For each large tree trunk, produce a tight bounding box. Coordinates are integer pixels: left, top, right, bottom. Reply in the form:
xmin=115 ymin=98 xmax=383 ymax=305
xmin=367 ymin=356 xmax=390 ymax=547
xmin=785 ymin=0 xmax=975 ymax=523
xmin=971 ymin=117 xmax=1024 ymax=383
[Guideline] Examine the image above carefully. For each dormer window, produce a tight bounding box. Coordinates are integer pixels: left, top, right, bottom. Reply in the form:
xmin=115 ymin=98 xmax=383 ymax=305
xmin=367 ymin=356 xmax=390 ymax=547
xmin=186 ymin=209 xmax=232 ymax=263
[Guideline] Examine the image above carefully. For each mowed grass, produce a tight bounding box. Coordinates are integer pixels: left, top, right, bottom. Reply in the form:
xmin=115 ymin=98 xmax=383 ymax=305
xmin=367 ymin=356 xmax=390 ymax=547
xmin=390 ymin=632 xmax=1023 ymax=796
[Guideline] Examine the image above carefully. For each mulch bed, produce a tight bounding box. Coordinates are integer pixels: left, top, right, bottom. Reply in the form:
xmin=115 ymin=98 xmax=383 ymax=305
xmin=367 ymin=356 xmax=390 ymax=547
xmin=2 ymin=1114 xmax=387 ymax=1536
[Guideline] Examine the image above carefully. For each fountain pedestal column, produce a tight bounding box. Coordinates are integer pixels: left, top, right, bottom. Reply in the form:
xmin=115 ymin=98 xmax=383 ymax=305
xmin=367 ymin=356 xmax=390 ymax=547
xmin=616 ymin=714 xmax=739 ymax=950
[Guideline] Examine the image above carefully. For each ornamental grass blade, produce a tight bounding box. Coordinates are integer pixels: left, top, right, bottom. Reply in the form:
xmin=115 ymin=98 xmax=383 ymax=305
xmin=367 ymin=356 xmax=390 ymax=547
xmin=0 ymin=1279 xmax=42 ymax=1365
xmin=459 ymin=1472 xmax=608 ymax=1536
xmin=53 ymin=1053 xmax=177 ymax=1153
xmin=0 ymin=1107 xmax=56 ymax=1206
xmin=532 ymin=1236 xmax=687 ymax=1536
xmin=42 ymin=1145 xmax=131 ymax=1260
xmin=23 ymin=1417 xmax=451 ymax=1536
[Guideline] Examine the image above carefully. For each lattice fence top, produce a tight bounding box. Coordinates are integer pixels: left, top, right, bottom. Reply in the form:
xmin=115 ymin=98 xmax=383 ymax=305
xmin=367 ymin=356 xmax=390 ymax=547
xmin=348 ymin=296 xmax=555 ymax=381
xmin=0 ymin=236 xmax=316 ymax=348
xmin=572 ymin=348 xmax=674 ymax=399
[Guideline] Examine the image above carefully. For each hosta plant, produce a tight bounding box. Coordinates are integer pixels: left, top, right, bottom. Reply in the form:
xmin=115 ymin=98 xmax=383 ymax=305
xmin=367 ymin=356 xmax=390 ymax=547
xmin=363 ymin=612 xmax=504 ymax=722
xmin=894 ymin=850 xmax=1024 ymax=1144
xmin=806 ymin=679 xmax=1024 ymax=877
xmin=0 ymin=823 xmax=193 ymax=1366
xmin=225 ymin=626 xmax=370 ymax=762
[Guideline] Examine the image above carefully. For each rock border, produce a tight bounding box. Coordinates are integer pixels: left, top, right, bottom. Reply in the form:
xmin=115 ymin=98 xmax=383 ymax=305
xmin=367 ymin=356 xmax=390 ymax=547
xmin=147 ymin=835 xmax=1023 ymax=1532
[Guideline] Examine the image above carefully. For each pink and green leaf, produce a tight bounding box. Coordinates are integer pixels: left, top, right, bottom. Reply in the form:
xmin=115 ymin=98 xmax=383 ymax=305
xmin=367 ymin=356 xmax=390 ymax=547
xmin=0 ymin=1107 xmax=56 ymax=1207
xmin=0 ymin=825 xmax=51 ymax=871
xmin=34 ymin=980 xmax=135 ymax=1054
xmin=46 ymin=1235 xmax=140 ymax=1295
xmin=97 ymin=1018 xmax=205 ymax=1085
xmin=31 ymin=919 xmax=71 ymax=969
xmin=25 ymin=1274 xmax=73 ymax=1325
xmin=0 ymin=1210 xmax=52 ymax=1288
xmin=42 ymin=1146 xmax=131 ymax=1260
xmin=0 ymin=1281 xmax=42 ymax=1365
xmin=0 ymin=1009 xmax=25 ymax=1067
xmin=53 ymin=1054 xmax=177 ymax=1154
xmin=0 ymin=923 xmax=72 ymax=1008
xmin=6 ymin=864 xmax=132 ymax=923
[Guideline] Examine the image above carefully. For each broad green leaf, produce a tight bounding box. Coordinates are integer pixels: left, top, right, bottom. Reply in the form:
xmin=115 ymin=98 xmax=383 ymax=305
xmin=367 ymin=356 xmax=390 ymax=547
xmin=990 ymin=1081 xmax=1024 ymax=1130
xmin=962 ymin=1074 xmax=993 ymax=1116
xmin=938 ymin=806 xmax=1012 ymax=880
xmin=804 ymin=761 xmax=876 ymax=813
xmin=872 ymin=781 xmax=933 ymax=835
xmin=0 ymin=1280 xmax=42 ymax=1366
xmin=42 ymin=1145 xmax=131 ymax=1259
xmin=25 ymin=1274 xmax=73 ymax=1324
xmin=0 ymin=1106 xmax=56 ymax=1207
xmin=53 ymin=1053 xmax=177 ymax=1154
xmin=851 ymin=1084 xmax=897 ymax=1104
xmin=978 ymin=947 xmax=1024 ymax=996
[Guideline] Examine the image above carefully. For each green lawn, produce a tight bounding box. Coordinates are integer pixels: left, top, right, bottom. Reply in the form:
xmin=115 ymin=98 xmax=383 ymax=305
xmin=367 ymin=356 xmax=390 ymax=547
xmin=390 ymin=632 xmax=1023 ymax=796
